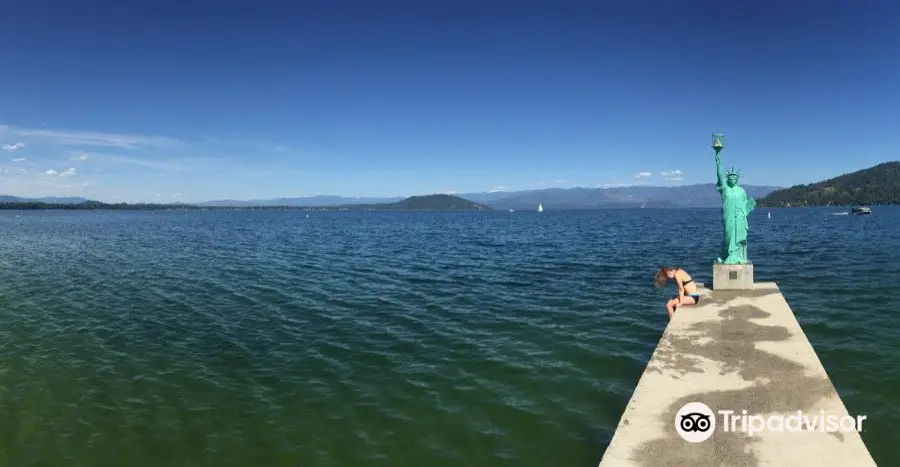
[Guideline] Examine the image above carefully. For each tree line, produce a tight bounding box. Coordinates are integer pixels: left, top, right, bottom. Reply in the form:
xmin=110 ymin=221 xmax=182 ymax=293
xmin=0 ymin=201 xmax=294 ymax=211
xmin=0 ymin=201 xmax=189 ymax=210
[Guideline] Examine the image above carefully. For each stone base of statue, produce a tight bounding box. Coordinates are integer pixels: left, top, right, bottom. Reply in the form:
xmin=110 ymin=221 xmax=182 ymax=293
xmin=712 ymin=262 xmax=754 ymax=290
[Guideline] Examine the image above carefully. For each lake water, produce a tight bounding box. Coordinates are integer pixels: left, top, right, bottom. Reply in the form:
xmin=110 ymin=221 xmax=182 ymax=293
xmin=0 ymin=207 xmax=897 ymax=466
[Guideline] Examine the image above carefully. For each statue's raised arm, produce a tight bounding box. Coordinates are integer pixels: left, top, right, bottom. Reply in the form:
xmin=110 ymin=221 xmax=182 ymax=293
xmin=713 ymin=133 xmax=725 ymax=191
xmin=715 ymin=153 xmax=725 ymax=191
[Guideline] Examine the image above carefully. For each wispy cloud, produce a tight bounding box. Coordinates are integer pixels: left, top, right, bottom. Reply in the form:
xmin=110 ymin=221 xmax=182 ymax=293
xmin=633 ymin=172 xmax=652 ymax=179
xmin=0 ymin=125 xmax=182 ymax=149
xmin=488 ymin=186 xmax=506 ymax=192
xmin=0 ymin=172 xmax=93 ymax=198
xmin=536 ymin=179 xmax=571 ymax=187
xmin=1 ymin=142 xmax=24 ymax=152
xmin=256 ymin=142 xmax=295 ymax=154
xmin=73 ymin=152 xmax=192 ymax=171
xmin=599 ymin=176 xmax=648 ymax=188
xmin=73 ymin=151 xmax=238 ymax=175
xmin=661 ymin=169 xmax=683 ymax=181
xmin=0 ymin=123 xmax=305 ymax=202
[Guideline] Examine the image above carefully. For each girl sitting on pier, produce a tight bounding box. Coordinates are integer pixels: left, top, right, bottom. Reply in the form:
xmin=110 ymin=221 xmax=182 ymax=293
xmin=655 ymin=266 xmax=700 ymax=319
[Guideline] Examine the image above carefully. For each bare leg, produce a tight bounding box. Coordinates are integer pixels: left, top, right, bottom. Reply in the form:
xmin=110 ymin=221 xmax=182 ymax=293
xmin=668 ymin=295 xmax=698 ymax=320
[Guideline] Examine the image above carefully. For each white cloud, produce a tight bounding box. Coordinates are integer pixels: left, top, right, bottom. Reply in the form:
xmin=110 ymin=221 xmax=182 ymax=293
xmin=661 ymin=169 xmax=683 ymax=181
xmin=633 ymin=172 xmax=652 ymax=179
xmin=1 ymin=142 xmax=24 ymax=152
xmin=11 ymin=157 xmax=25 ymax=162
xmin=0 ymin=124 xmax=182 ymax=149
xmin=70 ymin=153 xmax=89 ymax=161
xmin=488 ymin=186 xmax=506 ymax=192
xmin=42 ymin=167 xmax=76 ymax=177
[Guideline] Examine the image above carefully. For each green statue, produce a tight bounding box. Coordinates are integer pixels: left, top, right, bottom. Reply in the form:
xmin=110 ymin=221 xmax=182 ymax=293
xmin=714 ymin=138 xmax=756 ymax=264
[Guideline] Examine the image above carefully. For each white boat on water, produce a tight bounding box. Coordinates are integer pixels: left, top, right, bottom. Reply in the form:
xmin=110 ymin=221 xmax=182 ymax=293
xmin=537 ymin=202 xmax=543 ymax=213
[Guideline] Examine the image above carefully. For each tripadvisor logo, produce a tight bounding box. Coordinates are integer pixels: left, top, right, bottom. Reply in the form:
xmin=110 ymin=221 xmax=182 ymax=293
xmin=675 ymin=402 xmax=716 ymax=443
xmin=675 ymin=402 xmax=868 ymax=442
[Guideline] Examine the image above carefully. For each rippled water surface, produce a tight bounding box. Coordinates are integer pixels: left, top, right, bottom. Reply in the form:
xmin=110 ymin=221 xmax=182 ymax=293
xmin=0 ymin=207 xmax=897 ymax=466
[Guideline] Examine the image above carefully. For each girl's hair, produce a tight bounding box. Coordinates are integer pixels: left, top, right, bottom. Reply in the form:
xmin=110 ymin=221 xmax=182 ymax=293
xmin=655 ymin=266 xmax=676 ymax=288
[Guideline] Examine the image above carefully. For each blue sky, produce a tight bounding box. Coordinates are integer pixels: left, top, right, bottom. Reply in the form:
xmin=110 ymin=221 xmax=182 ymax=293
xmin=1 ymin=0 xmax=898 ymax=203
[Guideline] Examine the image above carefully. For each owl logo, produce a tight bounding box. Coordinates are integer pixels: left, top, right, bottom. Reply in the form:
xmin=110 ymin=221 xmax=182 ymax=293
xmin=680 ymin=412 xmax=712 ymax=432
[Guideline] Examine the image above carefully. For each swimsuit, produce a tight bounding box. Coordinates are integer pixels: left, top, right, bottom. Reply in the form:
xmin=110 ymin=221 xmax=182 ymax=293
xmin=673 ymin=293 xmax=701 ymax=304
xmin=678 ymin=275 xmax=701 ymax=304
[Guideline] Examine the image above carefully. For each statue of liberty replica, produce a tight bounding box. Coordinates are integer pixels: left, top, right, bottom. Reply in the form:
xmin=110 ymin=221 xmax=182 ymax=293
xmin=713 ymin=133 xmax=757 ymax=264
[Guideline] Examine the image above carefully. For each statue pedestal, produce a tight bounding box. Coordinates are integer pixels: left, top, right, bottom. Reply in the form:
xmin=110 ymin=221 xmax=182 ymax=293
xmin=712 ymin=262 xmax=754 ymax=290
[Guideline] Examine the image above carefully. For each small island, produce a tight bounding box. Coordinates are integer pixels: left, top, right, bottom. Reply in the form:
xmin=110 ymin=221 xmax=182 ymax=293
xmin=756 ymin=161 xmax=900 ymax=207
xmin=335 ymin=194 xmax=491 ymax=211
xmin=0 ymin=194 xmax=493 ymax=212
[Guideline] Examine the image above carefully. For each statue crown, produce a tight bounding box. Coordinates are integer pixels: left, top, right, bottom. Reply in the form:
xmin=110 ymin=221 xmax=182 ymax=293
xmin=726 ymin=167 xmax=741 ymax=178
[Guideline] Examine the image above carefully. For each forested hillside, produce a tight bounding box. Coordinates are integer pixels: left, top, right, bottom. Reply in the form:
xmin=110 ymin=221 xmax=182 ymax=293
xmin=756 ymin=162 xmax=900 ymax=207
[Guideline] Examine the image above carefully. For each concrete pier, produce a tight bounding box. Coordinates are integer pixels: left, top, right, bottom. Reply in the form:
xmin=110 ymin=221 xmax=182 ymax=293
xmin=599 ymin=282 xmax=876 ymax=466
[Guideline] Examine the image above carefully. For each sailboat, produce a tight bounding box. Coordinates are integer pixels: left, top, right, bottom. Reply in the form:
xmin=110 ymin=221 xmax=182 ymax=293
xmin=537 ymin=202 xmax=543 ymax=213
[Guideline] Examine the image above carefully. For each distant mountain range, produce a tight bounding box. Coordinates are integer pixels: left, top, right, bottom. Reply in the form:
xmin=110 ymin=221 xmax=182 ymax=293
xmin=0 ymin=183 xmax=781 ymax=209
xmin=0 ymin=194 xmax=491 ymax=212
xmin=200 ymin=195 xmax=405 ymax=207
xmin=200 ymin=184 xmax=781 ymax=209
xmin=0 ymin=195 xmax=92 ymax=204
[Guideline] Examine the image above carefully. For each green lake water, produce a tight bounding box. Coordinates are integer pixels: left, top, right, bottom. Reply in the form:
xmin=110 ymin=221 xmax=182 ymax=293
xmin=0 ymin=207 xmax=897 ymax=466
